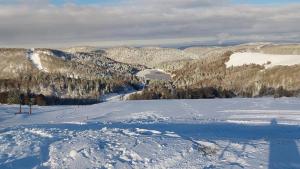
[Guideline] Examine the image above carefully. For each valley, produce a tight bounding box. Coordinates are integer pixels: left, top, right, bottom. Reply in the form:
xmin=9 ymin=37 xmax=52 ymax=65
xmin=0 ymin=43 xmax=300 ymax=105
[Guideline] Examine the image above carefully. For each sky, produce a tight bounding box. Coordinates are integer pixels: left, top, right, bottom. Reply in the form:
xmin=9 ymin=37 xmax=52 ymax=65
xmin=0 ymin=0 xmax=299 ymax=48
xmin=50 ymin=0 xmax=300 ymax=5
xmin=233 ymin=0 xmax=300 ymax=5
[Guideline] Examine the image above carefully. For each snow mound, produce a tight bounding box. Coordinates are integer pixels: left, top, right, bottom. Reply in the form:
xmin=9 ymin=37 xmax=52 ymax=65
xmin=69 ymin=150 xmax=77 ymax=159
xmin=226 ymin=52 xmax=300 ymax=68
xmin=25 ymin=128 xmax=53 ymax=138
xmin=193 ymin=140 xmax=218 ymax=155
xmin=135 ymin=128 xmax=162 ymax=135
xmin=164 ymin=131 xmax=181 ymax=138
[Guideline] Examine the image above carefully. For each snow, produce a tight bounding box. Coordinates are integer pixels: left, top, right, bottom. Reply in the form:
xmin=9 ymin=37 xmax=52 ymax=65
xmin=164 ymin=131 xmax=181 ymax=138
xmin=25 ymin=128 xmax=53 ymax=138
xmin=1 ymin=98 xmax=300 ymax=168
xmin=193 ymin=140 xmax=217 ymax=150
xmin=26 ymin=48 xmax=49 ymax=72
xmin=135 ymin=128 xmax=162 ymax=135
xmin=136 ymin=69 xmax=171 ymax=81
xmin=226 ymin=52 xmax=300 ymax=68
xmin=100 ymin=89 xmax=138 ymax=102
xmin=69 ymin=150 xmax=77 ymax=159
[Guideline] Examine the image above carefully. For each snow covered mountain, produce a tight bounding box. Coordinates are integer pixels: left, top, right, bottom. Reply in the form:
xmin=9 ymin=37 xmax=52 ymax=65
xmin=0 ymin=48 xmax=145 ymax=102
xmin=0 ymin=48 xmax=145 ymax=80
xmin=171 ymin=44 xmax=300 ymax=96
xmin=1 ymin=43 xmax=300 ymax=102
xmin=101 ymin=43 xmax=300 ymax=97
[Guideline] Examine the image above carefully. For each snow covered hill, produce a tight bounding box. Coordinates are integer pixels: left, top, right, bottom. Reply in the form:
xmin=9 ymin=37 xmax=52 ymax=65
xmin=1 ymin=43 xmax=300 ymax=99
xmin=26 ymin=48 xmax=49 ymax=72
xmin=226 ymin=52 xmax=300 ymax=68
xmin=1 ymin=98 xmax=300 ymax=168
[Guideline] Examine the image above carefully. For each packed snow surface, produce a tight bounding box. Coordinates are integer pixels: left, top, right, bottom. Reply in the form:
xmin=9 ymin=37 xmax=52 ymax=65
xmin=226 ymin=52 xmax=300 ymax=68
xmin=1 ymin=98 xmax=300 ymax=168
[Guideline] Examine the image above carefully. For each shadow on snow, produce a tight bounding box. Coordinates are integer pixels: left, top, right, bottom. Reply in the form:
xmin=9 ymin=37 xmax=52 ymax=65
xmin=2 ymin=119 xmax=300 ymax=169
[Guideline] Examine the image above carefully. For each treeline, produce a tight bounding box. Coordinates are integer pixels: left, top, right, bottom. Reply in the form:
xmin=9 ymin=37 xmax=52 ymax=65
xmin=0 ymin=91 xmax=99 ymax=105
xmin=0 ymin=72 xmax=143 ymax=105
xmin=128 ymin=82 xmax=299 ymax=100
xmin=258 ymin=86 xmax=299 ymax=98
xmin=128 ymin=82 xmax=236 ymax=100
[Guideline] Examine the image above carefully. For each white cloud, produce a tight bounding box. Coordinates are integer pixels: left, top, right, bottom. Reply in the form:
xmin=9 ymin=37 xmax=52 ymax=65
xmin=0 ymin=0 xmax=299 ymax=47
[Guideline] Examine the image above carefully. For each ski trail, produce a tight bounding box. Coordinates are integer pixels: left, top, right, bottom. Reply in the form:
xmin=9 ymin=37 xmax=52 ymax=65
xmin=26 ymin=48 xmax=48 ymax=72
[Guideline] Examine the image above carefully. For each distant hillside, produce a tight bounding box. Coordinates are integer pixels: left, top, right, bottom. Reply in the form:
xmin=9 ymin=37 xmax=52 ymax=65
xmin=1 ymin=43 xmax=300 ymax=104
xmin=0 ymin=48 xmax=145 ymax=80
xmin=172 ymin=44 xmax=300 ymax=97
xmin=103 ymin=43 xmax=300 ymax=97
xmin=0 ymin=48 xmax=145 ymax=104
xmin=104 ymin=47 xmax=202 ymax=68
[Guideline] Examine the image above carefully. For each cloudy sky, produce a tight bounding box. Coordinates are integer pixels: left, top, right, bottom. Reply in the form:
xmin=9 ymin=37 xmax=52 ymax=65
xmin=0 ymin=0 xmax=300 ymax=48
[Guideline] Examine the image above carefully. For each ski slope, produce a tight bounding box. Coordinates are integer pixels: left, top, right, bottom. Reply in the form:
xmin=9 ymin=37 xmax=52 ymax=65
xmin=226 ymin=52 xmax=300 ymax=68
xmin=26 ymin=48 xmax=49 ymax=72
xmin=1 ymin=98 xmax=300 ymax=168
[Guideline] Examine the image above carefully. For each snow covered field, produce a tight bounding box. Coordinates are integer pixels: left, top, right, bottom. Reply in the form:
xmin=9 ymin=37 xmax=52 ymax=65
xmin=226 ymin=52 xmax=300 ymax=68
xmin=1 ymin=98 xmax=300 ymax=169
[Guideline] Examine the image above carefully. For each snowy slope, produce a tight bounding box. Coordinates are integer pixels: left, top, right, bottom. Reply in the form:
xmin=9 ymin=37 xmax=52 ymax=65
xmin=1 ymin=98 xmax=300 ymax=168
xmin=26 ymin=48 xmax=49 ymax=72
xmin=226 ymin=52 xmax=300 ymax=68
xmin=136 ymin=69 xmax=172 ymax=81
